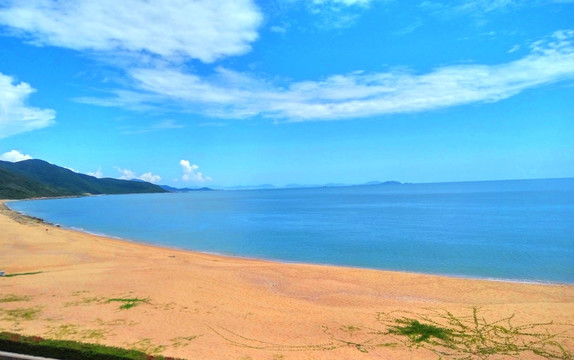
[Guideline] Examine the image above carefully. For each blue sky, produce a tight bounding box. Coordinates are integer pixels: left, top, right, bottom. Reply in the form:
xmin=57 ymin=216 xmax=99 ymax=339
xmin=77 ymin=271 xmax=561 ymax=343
xmin=0 ymin=0 xmax=573 ymax=187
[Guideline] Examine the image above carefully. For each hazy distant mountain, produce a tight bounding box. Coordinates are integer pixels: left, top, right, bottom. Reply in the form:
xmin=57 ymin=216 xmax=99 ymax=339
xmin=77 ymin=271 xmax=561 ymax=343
xmin=284 ymin=184 xmax=320 ymax=189
xmin=225 ymin=181 xmax=401 ymax=190
xmin=160 ymin=185 xmax=215 ymax=192
xmin=225 ymin=184 xmax=277 ymax=190
xmin=364 ymin=180 xmax=402 ymax=186
xmin=0 ymin=159 xmax=166 ymax=199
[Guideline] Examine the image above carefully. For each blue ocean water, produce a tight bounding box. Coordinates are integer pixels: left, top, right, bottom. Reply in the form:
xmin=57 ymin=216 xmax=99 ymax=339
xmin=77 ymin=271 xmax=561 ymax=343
xmin=8 ymin=178 xmax=574 ymax=283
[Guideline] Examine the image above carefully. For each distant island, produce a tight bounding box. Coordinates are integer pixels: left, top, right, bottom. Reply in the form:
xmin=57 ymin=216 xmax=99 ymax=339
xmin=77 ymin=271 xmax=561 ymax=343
xmin=0 ymin=159 xmax=166 ymax=199
xmin=159 ymin=185 xmax=215 ymax=192
xmin=223 ymin=180 xmax=402 ymax=191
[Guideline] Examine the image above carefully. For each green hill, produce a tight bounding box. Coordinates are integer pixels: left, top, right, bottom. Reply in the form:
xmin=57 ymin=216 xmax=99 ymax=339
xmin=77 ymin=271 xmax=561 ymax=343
xmin=0 ymin=159 xmax=166 ymax=199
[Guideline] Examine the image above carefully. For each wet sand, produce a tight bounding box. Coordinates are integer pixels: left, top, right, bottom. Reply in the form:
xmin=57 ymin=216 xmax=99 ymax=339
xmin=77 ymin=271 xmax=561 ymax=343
xmin=1 ymin=200 xmax=573 ymax=359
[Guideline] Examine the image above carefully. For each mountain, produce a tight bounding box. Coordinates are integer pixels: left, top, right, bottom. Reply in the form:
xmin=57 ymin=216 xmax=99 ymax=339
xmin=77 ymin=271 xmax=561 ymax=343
xmin=0 ymin=166 xmax=67 ymax=199
xmin=0 ymin=159 xmax=166 ymax=199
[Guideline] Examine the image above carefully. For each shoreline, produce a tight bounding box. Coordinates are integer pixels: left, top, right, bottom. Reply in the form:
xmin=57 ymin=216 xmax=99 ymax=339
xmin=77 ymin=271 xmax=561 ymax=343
xmin=4 ymin=199 xmax=572 ymax=286
xmin=1 ymin=199 xmax=573 ymax=359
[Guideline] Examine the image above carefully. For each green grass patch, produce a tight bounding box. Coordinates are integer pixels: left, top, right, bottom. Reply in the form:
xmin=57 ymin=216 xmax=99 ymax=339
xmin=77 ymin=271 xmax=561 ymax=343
xmin=106 ymin=297 xmax=149 ymax=310
xmin=1 ymin=307 xmax=42 ymax=321
xmin=170 ymin=335 xmax=202 ymax=348
xmin=127 ymin=338 xmax=166 ymax=355
xmin=388 ymin=318 xmax=453 ymax=343
xmin=0 ymin=294 xmax=32 ymax=303
xmin=46 ymin=324 xmax=109 ymax=341
xmin=2 ymin=271 xmax=43 ymax=278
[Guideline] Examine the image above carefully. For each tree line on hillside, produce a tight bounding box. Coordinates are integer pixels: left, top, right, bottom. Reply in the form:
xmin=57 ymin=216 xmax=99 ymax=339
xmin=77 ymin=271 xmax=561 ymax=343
xmin=0 ymin=159 xmax=166 ymax=200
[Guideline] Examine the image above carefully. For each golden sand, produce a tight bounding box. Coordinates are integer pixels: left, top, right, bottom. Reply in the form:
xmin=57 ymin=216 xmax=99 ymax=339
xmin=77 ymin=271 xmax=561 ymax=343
xmin=1 ymin=200 xmax=573 ymax=359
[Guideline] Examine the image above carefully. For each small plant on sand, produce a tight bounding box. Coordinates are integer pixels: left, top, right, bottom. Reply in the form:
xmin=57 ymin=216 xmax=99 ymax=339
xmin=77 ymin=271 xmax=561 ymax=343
xmin=170 ymin=335 xmax=202 ymax=348
xmin=378 ymin=307 xmax=574 ymax=360
xmin=127 ymin=338 xmax=166 ymax=355
xmin=106 ymin=297 xmax=150 ymax=310
xmin=387 ymin=318 xmax=452 ymax=343
xmin=64 ymin=294 xmax=150 ymax=310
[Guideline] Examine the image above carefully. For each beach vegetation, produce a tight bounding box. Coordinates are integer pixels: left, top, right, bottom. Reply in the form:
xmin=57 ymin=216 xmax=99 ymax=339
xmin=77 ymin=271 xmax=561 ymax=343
xmin=127 ymin=338 xmax=166 ymax=355
xmin=106 ymin=297 xmax=150 ymax=310
xmin=64 ymin=295 xmax=150 ymax=310
xmin=64 ymin=295 xmax=107 ymax=307
xmin=46 ymin=324 xmax=110 ymax=341
xmin=1 ymin=307 xmax=42 ymax=321
xmin=387 ymin=318 xmax=453 ymax=343
xmin=0 ymin=331 xmax=183 ymax=360
xmin=170 ymin=335 xmax=202 ymax=348
xmin=377 ymin=307 xmax=574 ymax=359
xmin=2 ymin=271 xmax=43 ymax=278
xmin=339 ymin=325 xmax=362 ymax=335
xmin=211 ymin=308 xmax=573 ymax=359
xmin=0 ymin=294 xmax=32 ymax=303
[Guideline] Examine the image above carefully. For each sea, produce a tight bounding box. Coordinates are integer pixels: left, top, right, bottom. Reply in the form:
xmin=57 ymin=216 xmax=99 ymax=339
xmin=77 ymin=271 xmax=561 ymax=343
xmin=7 ymin=178 xmax=574 ymax=284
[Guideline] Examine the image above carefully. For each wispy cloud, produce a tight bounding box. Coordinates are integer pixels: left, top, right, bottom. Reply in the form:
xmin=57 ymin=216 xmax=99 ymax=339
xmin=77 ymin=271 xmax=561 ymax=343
xmin=0 ymin=73 xmax=55 ymax=139
xmin=312 ymin=0 xmax=376 ymax=6
xmin=120 ymin=119 xmax=186 ymax=135
xmin=0 ymin=150 xmax=32 ymax=162
xmin=420 ymin=0 xmax=519 ymax=17
xmin=393 ymin=20 xmax=424 ymax=36
xmin=87 ymin=30 xmax=574 ymax=122
xmin=304 ymin=0 xmax=384 ymax=29
xmin=0 ymin=0 xmax=262 ymax=63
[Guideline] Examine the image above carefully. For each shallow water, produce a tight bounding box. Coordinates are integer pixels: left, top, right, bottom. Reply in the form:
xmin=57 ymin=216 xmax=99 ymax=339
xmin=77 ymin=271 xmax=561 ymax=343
xmin=9 ymin=178 xmax=574 ymax=283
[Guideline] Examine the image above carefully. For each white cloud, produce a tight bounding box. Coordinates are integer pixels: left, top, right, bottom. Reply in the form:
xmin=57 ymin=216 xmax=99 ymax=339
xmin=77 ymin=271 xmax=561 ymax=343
xmin=87 ymin=167 xmax=104 ymax=178
xmin=92 ymin=30 xmax=574 ymax=121
xmin=116 ymin=167 xmax=136 ymax=180
xmin=180 ymin=160 xmax=212 ymax=183
xmin=139 ymin=172 xmax=161 ymax=184
xmin=0 ymin=73 xmax=56 ymax=139
xmin=0 ymin=150 xmax=32 ymax=162
xmin=0 ymin=0 xmax=263 ymax=63
xmin=115 ymin=166 xmax=161 ymax=183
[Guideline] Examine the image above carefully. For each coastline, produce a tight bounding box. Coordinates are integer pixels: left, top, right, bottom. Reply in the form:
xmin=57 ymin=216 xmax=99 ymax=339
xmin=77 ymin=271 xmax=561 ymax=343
xmin=1 ymin=200 xmax=573 ymax=359
xmin=6 ymin=198 xmax=570 ymax=286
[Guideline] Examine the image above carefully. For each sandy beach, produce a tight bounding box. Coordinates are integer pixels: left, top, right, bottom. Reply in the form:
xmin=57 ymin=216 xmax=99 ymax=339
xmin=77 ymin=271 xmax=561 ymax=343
xmin=1 ymin=200 xmax=573 ymax=360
